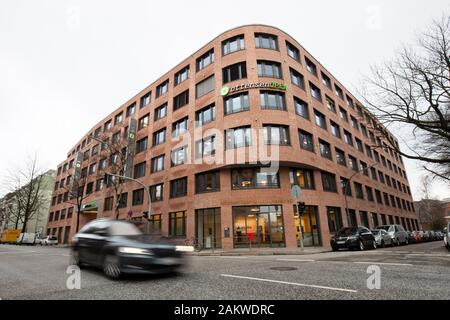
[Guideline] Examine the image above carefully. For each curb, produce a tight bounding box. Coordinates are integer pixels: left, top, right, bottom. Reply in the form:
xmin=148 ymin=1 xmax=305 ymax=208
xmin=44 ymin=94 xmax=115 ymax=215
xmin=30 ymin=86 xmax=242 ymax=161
xmin=188 ymin=248 xmax=331 ymax=257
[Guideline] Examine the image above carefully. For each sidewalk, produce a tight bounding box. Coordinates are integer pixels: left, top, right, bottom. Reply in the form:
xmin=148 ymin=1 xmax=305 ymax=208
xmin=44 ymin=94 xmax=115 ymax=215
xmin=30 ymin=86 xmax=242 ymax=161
xmin=189 ymin=246 xmax=331 ymax=256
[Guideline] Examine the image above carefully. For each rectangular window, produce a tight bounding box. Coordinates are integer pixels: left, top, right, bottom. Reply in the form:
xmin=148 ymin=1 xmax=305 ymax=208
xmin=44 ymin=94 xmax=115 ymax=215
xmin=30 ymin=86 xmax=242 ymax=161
xmin=375 ymin=190 xmax=383 ymax=204
xmin=355 ymin=182 xmax=364 ymax=199
xmin=103 ymin=197 xmax=114 ymax=211
xmin=314 ymin=109 xmax=327 ymax=129
xmin=126 ymin=103 xmax=136 ymax=117
xmin=335 ymin=85 xmax=344 ymax=99
xmin=361 ymin=125 xmax=368 ymax=138
xmin=169 ymin=211 xmax=186 ymax=237
xmin=330 ymin=121 xmax=341 ymax=139
xmin=339 ymin=107 xmax=348 ymax=122
xmin=254 ymin=33 xmax=278 ymax=50
xmin=95 ymin=178 xmax=104 ymax=192
xmin=366 ymin=186 xmax=374 ymax=202
xmin=222 ymin=34 xmax=245 ymax=55
xmin=151 ymin=154 xmax=165 ymax=173
xmin=335 ymin=148 xmax=346 ymax=166
xmin=351 ymin=116 xmax=359 ymax=130
xmin=114 ymin=112 xmax=123 ymax=125
xmin=224 ymin=92 xmax=249 ymax=115
xmin=298 ymin=130 xmax=314 ymax=152
xmin=347 ymin=95 xmax=354 ymax=109
xmin=290 ymin=68 xmax=305 ymax=89
xmin=140 ymin=91 xmax=151 ymax=108
xmin=138 ymin=114 xmax=149 ymax=130
xmin=133 ymin=161 xmax=146 ymax=179
xmin=170 ymin=177 xmax=188 ymax=198
xmin=371 ymin=167 xmax=378 ymax=181
xmin=349 ymin=155 xmax=358 ymax=171
xmin=286 ymin=41 xmax=300 ymax=61
xmin=257 ymin=60 xmax=282 ymax=79
xmin=196 ymin=135 xmax=216 ymax=158
xmin=152 ymin=128 xmax=166 ymax=146
xmin=154 ymin=103 xmax=168 ymax=121
xmin=196 ymin=48 xmax=214 ymax=71
xmin=260 ymin=91 xmax=286 ymax=110
xmin=88 ymin=163 xmax=97 ymax=175
xmin=231 ymin=167 xmax=280 ymax=189
xmin=360 ymin=211 xmax=369 ymax=228
xmin=356 ymin=138 xmax=364 ymax=153
xmin=223 ymin=62 xmax=247 ymax=83
xmin=174 ymin=65 xmax=189 ymax=86
xmin=196 ymin=75 xmax=215 ymax=98
xmin=305 ymin=57 xmax=317 ymax=76
xmin=150 ymin=184 xmax=163 ymax=202
xmin=344 ymin=130 xmax=353 ymax=146
xmin=225 ymin=126 xmax=252 ymax=149
xmin=294 ymin=97 xmax=309 ymax=119
xmin=156 ymin=80 xmax=169 ymax=98
xmin=341 ymin=177 xmax=351 ymax=196
xmin=319 ymin=139 xmax=332 ymax=160
xmin=326 ymin=96 xmax=336 ymax=113
xmin=171 ymin=146 xmax=188 ymax=167
xmin=173 ymin=90 xmax=189 ymax=111
xmin=263 ymin=125 xmax=290 ymax=145
xmin=195 ymin=103 xmax=216 ymax=127
xmin=104 ymin=120 xmax=112 ymax=132
xmin=310 ymin=82 xmax=322 ymax=101
xmin=86 ymin=182 xmax=94 ymax=195
xmin=136 ymin=137 xmax=148 ymax=154
xmin=289 ymin=169 xmax=315 ymax=189
xmin=195 ymin=170 xmax=220 ymax=193
xmin=172 ymin=117 xmax=188 ymax=138
xmin=321 ymin=72 xmax=331 ymax=88
xmin=321 ymin=172 xmax=337 ymax=192
xmin=118 ymin=193 xmax=128 ymax=209
xmin=132 ymin=188 xmax=144 ymax=206
xmin=360 ymin=161 xmax=369 ymax=176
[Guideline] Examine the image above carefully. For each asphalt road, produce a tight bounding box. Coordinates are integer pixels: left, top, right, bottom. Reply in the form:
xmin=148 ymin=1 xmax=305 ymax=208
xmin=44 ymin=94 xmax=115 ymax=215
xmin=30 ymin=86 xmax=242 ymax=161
xmin=0 ymin=241 xmax=449 ymax=300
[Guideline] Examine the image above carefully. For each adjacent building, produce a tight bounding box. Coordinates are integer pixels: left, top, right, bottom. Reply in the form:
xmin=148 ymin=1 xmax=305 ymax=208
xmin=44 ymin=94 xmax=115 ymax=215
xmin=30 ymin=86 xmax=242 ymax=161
xmin=46 ymin=25 xmax=419 ymax=248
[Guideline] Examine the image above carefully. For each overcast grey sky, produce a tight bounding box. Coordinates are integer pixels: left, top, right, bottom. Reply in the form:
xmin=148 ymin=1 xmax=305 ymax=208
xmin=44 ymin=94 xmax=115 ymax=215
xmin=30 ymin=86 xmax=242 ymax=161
xmin=0 ymin=0 xmax=449 ymax=200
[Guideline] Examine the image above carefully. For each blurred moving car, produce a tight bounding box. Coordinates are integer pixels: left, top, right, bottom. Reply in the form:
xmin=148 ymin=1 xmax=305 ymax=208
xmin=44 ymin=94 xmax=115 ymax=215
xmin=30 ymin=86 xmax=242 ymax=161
xmin=371 ymin=229 xmax=393 ymax=247
xmin=71 ymin=219 xmax=192 ymax=279
xmin=40 ymin=235 xmax=58 ymax=246
xmin=376 ymin=224 xmax=409 ymax=246
xmin=16 ymin=233 xmax=38 ymax=245
xmin=330 ymin=226 xmax=377 ymax=251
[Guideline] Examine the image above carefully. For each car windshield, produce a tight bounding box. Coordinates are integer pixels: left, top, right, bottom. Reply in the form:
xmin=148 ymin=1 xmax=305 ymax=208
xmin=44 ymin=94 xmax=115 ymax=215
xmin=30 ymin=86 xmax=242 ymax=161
xmin=49 ymin=236 xmax=57 ymax=240
xmin=336 ymin=227 xmax=358 ymax=236
xmin=377 ymin=226 xmax=391 ymax=231
xmin=371 ymin=230 xmax=381 ymax=235
xmin=109 ymin=222 xmax=142 ymax=236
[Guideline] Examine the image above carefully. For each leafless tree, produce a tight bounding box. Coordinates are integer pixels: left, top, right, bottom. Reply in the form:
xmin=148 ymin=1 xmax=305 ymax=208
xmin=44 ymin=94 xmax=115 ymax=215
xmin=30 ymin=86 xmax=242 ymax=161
xmin=361 ymin=15 xmax=450 ymax=182
xmin=417 ymin=175 xmax=447 ymax=230
xmin=97 ymin=126 xmax=131 ymax=220
xmin=8 ymin=155 xmax=47 ymax=236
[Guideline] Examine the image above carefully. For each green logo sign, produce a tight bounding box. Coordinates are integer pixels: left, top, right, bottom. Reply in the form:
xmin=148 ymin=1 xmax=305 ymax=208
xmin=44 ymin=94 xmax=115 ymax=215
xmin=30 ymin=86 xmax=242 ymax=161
xmin=76 ymin=163 xmax=81 ymax=168
xmin=221 ymin=86 xmax=230 ymax=96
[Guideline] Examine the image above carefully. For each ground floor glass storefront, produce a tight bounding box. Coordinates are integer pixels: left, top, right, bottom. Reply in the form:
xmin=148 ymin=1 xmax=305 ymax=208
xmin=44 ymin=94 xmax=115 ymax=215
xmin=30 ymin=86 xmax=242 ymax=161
xmin=294 ymin=205 xmax=321 ymax=247
xmin=195 ymin=208 xmax=222 ymax=249
xmin=233 ymin=205 xmax=285 ymax=248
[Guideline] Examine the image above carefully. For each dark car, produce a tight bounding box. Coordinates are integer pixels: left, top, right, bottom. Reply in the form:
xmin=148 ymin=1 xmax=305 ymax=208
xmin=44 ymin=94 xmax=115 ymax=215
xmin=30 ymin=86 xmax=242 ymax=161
xmin=330 ymin=226 xmax=377 ymax=251
xmin=71 ymin=219 xmax=191 ymax=279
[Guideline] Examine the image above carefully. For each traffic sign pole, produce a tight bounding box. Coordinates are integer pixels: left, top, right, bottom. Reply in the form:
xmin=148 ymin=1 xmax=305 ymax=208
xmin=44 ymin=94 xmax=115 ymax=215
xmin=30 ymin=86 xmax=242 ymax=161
xmin=291 ymin=185 xmax=304 ymax=250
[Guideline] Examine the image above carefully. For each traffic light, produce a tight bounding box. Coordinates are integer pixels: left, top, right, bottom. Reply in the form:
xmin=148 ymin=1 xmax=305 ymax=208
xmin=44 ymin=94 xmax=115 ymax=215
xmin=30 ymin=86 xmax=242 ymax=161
xmin=297 ymin=202 xmax=306 ymax=215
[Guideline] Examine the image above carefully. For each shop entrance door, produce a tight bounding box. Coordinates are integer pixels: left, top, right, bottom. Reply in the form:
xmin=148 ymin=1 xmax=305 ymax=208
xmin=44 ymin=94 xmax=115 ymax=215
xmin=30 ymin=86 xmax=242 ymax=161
xmin=294 ymin=205 xmax=321 ymax=247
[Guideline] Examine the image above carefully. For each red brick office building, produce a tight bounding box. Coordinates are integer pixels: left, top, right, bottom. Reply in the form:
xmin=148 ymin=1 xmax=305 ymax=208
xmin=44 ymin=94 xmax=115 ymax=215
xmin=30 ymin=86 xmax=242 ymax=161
xmin=46 ymin=25 xmax=419 ymax=249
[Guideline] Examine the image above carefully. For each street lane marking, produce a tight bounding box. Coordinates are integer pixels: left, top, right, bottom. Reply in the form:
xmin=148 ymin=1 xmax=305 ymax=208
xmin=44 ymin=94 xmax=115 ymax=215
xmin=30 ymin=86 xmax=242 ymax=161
xmin=217 ymin=256 xmax=249 ymax=259
xmin=221 ymin=274 xmax=358 ymax=293
xmin=353 ymin=261 xmax=413 ymax=266
xmin=0 ymin=251 xmax=37 ymax=254
xmin=276 ymin=259 xmax=315 ymax=262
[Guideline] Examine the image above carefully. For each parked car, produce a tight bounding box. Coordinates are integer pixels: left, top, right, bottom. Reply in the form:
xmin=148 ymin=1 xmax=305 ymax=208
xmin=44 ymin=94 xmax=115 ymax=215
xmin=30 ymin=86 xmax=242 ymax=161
xmin=435 ymin=231 xmax=444 ymax=241
xmin=422 ymin=231 xmax=430 ymax=242
xmin=406 ymin=231 xmax=417 ymax=244
xmin=330 ymin=226 xmax=377 ymax=251
xmin=411 ymin=231 xmax=422 ymax=243
xmin=376 ymin=224 xmax=409 ymax=246
xmin=429 ymin=231 xmax=437 ymax=241
xmin=444 ymin=223 xmax=450 ymax=251
xmin=71 ymin=219 xmax=192 ymax=279
xmin=40 ymin=235 xmax=58 ymax=246
xmin=371 ymin=229 xmax=393 ymax=247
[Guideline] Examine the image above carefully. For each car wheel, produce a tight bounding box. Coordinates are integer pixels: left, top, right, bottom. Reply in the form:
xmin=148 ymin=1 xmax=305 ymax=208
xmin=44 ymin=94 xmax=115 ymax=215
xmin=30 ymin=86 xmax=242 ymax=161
xmin=332 ymin=246 xmax=338 ymax=252
xmin=372 ymin=240 xmax=377 ymax=250
xmin=396 ymin=238 xmax=400 ymax=246
xmin=381 ymin=240 xmax=385 ymax=248
xmin=103 ymin=255 xmax=121 ymax=280
xmin=405 ymin=238 xmax=409 ymax=245
xmin=71 ymin=250 xmax=84 ymax=268
xmin=358 ymin=241 xmax=365 ymax=251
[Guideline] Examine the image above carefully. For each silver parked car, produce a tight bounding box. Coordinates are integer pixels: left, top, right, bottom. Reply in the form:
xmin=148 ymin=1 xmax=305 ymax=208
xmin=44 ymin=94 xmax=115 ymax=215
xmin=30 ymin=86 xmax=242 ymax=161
xmin=371 ymin=229 xmax=393 ymax=247
xmin=376 ymin=224 xmax=409 ymax=246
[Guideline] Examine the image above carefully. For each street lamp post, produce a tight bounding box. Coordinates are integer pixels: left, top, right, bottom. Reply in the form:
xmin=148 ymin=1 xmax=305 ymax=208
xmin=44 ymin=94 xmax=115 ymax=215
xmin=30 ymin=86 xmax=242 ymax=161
xmin=343 ymin=162 xmax=378 ymax=227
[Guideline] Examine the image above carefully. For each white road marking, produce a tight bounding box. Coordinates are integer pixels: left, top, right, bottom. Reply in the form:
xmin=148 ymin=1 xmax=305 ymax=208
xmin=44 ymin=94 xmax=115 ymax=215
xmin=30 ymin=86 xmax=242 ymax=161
xmin=276 ymin=259 xmax=315 ymax=262
xmin=217 ymin=256 xmax=249 ymax=259
xmin=221 ymin=274 xmax=358 ymax=293
xmin=0 ymin=250 xmax=37 ymax=254
xmin=353 ymin=261 xmax=413 ymax=266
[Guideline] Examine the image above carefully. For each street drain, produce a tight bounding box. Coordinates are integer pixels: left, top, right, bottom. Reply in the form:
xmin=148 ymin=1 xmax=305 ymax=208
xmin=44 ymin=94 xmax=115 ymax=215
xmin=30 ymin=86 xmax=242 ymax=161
xmin=270 ymin=267 xmax=298 ymax=271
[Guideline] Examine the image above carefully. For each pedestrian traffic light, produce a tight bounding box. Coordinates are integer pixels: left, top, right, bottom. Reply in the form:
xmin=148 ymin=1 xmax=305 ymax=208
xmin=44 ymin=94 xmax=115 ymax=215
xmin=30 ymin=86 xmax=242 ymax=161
xmin=297 ymin=202 xmax=306 ymax=215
